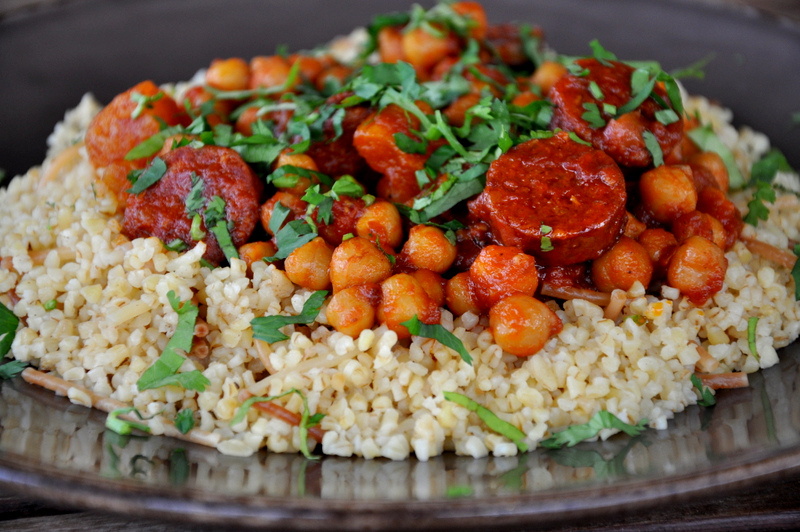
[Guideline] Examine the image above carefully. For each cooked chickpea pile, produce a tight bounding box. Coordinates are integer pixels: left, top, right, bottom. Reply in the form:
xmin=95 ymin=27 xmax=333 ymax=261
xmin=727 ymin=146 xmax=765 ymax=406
xmin=83 ymin=1 xmax=744 ymax=357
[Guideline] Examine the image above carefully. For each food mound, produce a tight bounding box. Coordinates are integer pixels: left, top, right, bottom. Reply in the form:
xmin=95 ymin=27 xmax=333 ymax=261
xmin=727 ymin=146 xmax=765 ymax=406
xmin=1 ymin=2 xmax=799 ymax=460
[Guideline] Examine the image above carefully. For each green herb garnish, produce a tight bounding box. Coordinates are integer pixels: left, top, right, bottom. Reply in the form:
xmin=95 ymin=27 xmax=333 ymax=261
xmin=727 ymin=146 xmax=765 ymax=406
xmin=231 ymin=388 xmax=323 ymax=460
xmin=401 ymin=315 xmax=473 ymax=365
xmin=747 ymin=316 xmax=760 ymax=362
xmin=691 ymin=374 xmax=716 ymax=407
xmin=0 ymin=359 xmax=26 ymax=380
xmin=136 ymin=291 xmax=209 ymax=391
xmin=130 ymin=91 xmax=164 ymax=119
xmin=792 ymin=244 xmax=800 ymax=300
xmin=174 ymin=409 xmax=196 ymax=434
xmin=106 ymin=406 xmax=152 ymax=435
xmin=443 ymin=392 xmax=528 ymax=452
xmin=0 ymin=300 xmax=19 ymax=357
xmin=743 ymin=149 xmax=792 ymax=226
xmin=251 ymin=290 xmax=327 ymax=343
xmin=687 ymin=125 xmax=744 ymax=189
xmin=127 ymin=156 xmax=168 ymax=194
xmin=540 ymin=411 xmax=648 ymax=449
xmin=642 ymin=130 xmax=664 ymax=167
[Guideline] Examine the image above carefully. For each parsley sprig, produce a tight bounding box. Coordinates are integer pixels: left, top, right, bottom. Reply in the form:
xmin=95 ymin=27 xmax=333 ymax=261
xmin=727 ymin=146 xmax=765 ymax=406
xmin=251 ymin=290 xmax=327 ymax=343
xmin=444 ymin=391 xmax=528 ymax=452
xmin=540 ymin=411 xmax=649 ymax=449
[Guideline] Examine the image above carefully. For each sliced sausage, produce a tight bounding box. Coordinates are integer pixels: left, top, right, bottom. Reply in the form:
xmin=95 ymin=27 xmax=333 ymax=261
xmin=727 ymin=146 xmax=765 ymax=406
xmin=469 ymin=132 xmax=627 ymax=266
xmin=302 ymin=92 xmax=370 ymax=178
xmin=123 ymin=145 xmax=262 ymax=264
xmin=549 ymin=58 xmax=683 ymax=167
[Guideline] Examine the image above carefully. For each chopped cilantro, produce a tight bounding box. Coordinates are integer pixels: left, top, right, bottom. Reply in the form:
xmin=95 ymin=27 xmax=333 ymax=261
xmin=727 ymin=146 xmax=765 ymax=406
xmin=747 ymin=316 xmax=760 ymax=362
xmin=204 ymin=196 xmax=239 ymax=261
xmin=540 ymin=411 xmax=649 ymax=448
xmin=687 ymin=125 xmax=745 ymax=189
xmin=401 ymin=315 xmax=473 ymax=365
xmin=251 ymin=290 xmax=327 ymax=343
xmin=0 ymin=359 xmax=26 ymax=380
xmin=540 ymin=224 xmax=554 ymax=252
xmin=106 ymin=406 xmax=152 ymax=436
xmin=581 ymin=102 xmax=606 ymax=129
xmin=164 ymin=239 xmax=189 ymax=252
xmin=642 ymin=130 xmax=664 ymax=167
xmin=691 ymin=374 xmax=716 ymax=407
xmin=125 ymin=126 xmax=183 ymax=160
xmin=136 ymin=291 xmax=209 ymax=392
xmin=443 ymin=391 xmax=528 ymax=452
xmin=231 ymin=388 xmax=323 ymax=459
xmin=744 ymin=149 xmax=792 ymax=226
xmin=127 ymin=156 xmax=168 ymax=194
xmin=0 ymin=300 xmax=19 ymax=357
xmin=184 ymin=173 xmax=205 ymax=215
xmin=394 ymin=132 xmax=429 ymax=154
xmin=174 ymin=409 xmax=196 ymax=434
xmin=130 ymin=91 xmax=164 ymax=119
xmin=589 ymin=39 xmax=617 ymax=66
xmin=43 ymin=299 xmax=57 ymax=311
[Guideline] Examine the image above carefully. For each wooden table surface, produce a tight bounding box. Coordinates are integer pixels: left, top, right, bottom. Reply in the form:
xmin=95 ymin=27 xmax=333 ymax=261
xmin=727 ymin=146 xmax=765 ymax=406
xmin=1 ymin=1 xmax=799 ymax=531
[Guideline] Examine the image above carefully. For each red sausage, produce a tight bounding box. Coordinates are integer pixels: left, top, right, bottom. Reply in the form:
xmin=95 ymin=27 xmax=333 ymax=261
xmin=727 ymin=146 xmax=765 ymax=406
xmin=549 ymin=58 xmax=683 ymax=167
xmin=302 ymin=92 xmax=370 ymax=178
xmin=468 ymin=132 xmax=627 ymax=266
xmin=123 ymin=145 xmax=262 ymax=264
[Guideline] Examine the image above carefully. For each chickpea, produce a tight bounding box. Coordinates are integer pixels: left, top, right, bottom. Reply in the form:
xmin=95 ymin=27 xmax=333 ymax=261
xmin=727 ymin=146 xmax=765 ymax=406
xmin=284 ymin=237 xmax=334 ymax=291
xmin=445 ymin=271 xmax=480 ymax=316
xmin=511 ymin=91 xmax=540 ymax=108
xmin=377 ymin=273 xmax=441 ymax=339
xmin=623 ymin=211 xmax=647 ymax=239
xmin=274 ymin=150 xmax=319 ymax=195
xmin=666 ymin=235 xmax=727 ymax=306
xmin=489 ymin=294 xmax=562 ymax=357
xmin=451 ymin=1 xmax=488 ymax=39
xmin=469 ymin=245 xmax=539 ymax=311
xmin=238 ymin=241 xmax=277 ymax=273
xmin=410 ymin=269 xmax=446 ymax=306
xmin=696 ymin=186 xmax=743 ymax=249
xmin=249 ymin=56 xmax=296 ymax=91
xmin=378 ymin=26 xmax=406 ymax=63
xmin=401 ymin=27 xmax=459 ymax=74
xmin=329 ymin=237 xmax=393 ymax=292
xmin=315 ymin=65 xmax=353 ymax=91
xmin=206 ymin=58 xmax=250 ymax=91
xmin=591 ymin=236 xmax=654 ymax=292
xmin=689 ymin=151 xmax=729 ymax=192
xmin=444 ymin=93 xmax=482 ymax=128
xmin=260 ymin=191 xmax=308 ymax=235
xmin=287 ymin=54 xmax=326 ymax=84
xmin=355 ymin=200 xmax=403 ymax=249
xmin=530 ymin=61 xmax=567 ymax=95
xmin=400 ymin=225 xmax=457 ymax=274
xmin=235 ymin=106 xmax=260 ymax=136
xmin=671 ymin=210 xmax=726 ymax=249
xmin=327 ymin=284 xmax=380 ymax=337
xmin=637 ymin=228 xmax=678 ymax=275
xmin=639 ymin=165 xmax=698 ymax=224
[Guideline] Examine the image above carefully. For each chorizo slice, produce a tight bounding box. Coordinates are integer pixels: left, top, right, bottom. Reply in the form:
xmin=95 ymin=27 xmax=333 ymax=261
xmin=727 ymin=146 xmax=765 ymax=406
xmin=469 ymin=132 xmax=627 ymax=266
xmin=123 ymin=145 xmax=262 ymax=264
xmin=549 ymin=58 xmax=683 ymax=167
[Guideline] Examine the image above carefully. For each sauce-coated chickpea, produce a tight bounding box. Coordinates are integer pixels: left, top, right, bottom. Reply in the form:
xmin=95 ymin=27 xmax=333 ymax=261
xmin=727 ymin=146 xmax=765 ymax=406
xmin=591 ymin=236 xmax=654 ymax=292
xmin=637 ymin=228 xmax=678 ymax=275
xmin=238 ymin=241 xmax=277 ymax=274
xmin=355 ymin=200 xmax=403 ymax=249
xmin=275 ymin=150 xmax=319 ymax=195
xmin=206 ymin=58 xmax=250 ymax=91
xmin=378 ymin=26 xmax=405 ymax=64
xmin=329 ymin=237 xmax=393 ymax=292
xmin=410 ymin=269 xmax=446 ymax=307
xmin=530 ymin=61 xmax=567 ymax=95
xmin=327 ymin=284 xmax=380 ymax=337
xmin=639 ymin=165 xmax=698 ymax=224
xmin=671 ymin=210 xmax=726 ymax=249
xmin=401 ymin=27 xmax=459 ymax=74
xmin=451 ymin=1 xmax=488 ymax=39
xmin=249 ymin=56 xmax=296 ymax=91
xmin=445 ymin=272 xmax=480 ymax=316
xmin=400 ymin=225 xmax=457 ymax=273
xmin=689 ymin=151 xmax=729 ymax=192
xmin=489 ymin=294 xmax=562 ymax=357
xmin=469 ymin=245 xmax=539 ymax=311
xmin=377 ymin=273 xmax=441 ymax=339
xmin=666 ymin=235 xmax=727 ymax=306
xmin=284 ymin=237 xmax=334 ymax=291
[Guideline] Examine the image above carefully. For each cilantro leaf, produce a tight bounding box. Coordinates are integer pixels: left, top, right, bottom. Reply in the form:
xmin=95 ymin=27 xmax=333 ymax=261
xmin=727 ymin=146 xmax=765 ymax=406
xmin=175 ymin=409 xmax=196 ymax=434
xmin=231 ymin=388 xmax=323 ymax=459
xmin=106 ymin=406 xmax=152 ymax=435
xmin=401 ymin=315 xmax=472 ymax=365
xmin=137 ymin=291 xmax=209 ymax=392
xmin=125 ymin=126 xmax=183 ymax=160
xmin=687 ymin=125 xmax=745 ymax=189
xmin=589 ymin=39 xmax=617 ymax=66
xmin=251 ymin=290 xmax=328 ymax=343
xmin=130 ymin=91 xmax=164 ymax=119
xmin=394 ymin=132 xmax=428 ymax=154
xmin=642 ymin=130 xmax=664 ymax=167
xmin=747 ymin=316 xmax=760 ymax=362
xmin=127 ymin=156 xmax=168 ymax=194
xmin=744 ymin=181 xmax=777 ymax=226
xmin=0 ymin=300 xmax=19 ymax=357
xmin=540 ymin=411 xmax=649 ymax=449
xmin=691 ymin=374 xmax=716 ymax=407
xmin=204 ymin=196 xmax=239 ymax=261
xmin=443 ymin=391 xmax=528 ymax=452
xmin=0 ymin=359 xmax=26 ymax=380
